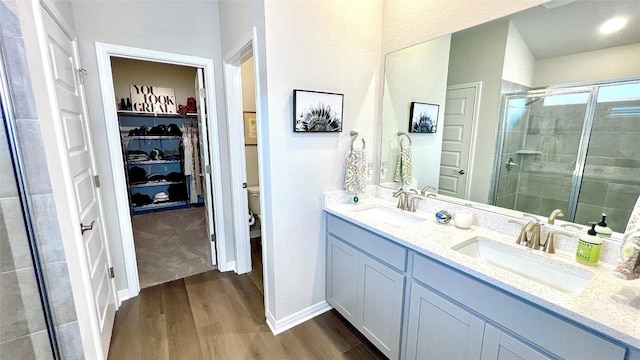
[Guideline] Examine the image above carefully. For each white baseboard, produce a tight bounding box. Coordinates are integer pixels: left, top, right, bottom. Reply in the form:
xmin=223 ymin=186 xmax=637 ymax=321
xmin=116 ymin=289 xmax=135 ymax=307
xmin=218 ymin=260 xmax=236 ymax=272
xmin=266 ymin=301 xmax=333 ymax=335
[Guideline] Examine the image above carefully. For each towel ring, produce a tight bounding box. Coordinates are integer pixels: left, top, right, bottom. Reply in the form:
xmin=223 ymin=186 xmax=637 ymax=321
xmin=397 ymin=131 xmax=412 ymax=147
xmin=350 ymin=130 xmax=365 ymax=151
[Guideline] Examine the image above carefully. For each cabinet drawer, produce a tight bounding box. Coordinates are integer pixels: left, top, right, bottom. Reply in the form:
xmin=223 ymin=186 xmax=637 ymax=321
xmin=327 ymin=214 xmax=407 ymax=271
xmin=412 ymin=253 xmax=626 ymax=359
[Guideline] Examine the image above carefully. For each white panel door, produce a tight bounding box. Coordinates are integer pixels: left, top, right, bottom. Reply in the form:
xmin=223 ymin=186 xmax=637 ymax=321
xmin=42 ymin=10 xmax=116 ymax=357
xmin=196 ymin=69 xmax=217 ymax=265
xmin=405 ymin=282 xmax=485 ymax=360
xmin=439 ymin=85 xmax=477 ymax=199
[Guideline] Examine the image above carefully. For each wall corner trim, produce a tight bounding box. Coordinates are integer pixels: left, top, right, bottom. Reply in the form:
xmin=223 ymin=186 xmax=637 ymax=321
xmin=266 ymin=301 xmax=333 ymax=335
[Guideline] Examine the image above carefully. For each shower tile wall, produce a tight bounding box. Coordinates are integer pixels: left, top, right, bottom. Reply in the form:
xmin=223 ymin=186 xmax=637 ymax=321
xmin=0 ymin=2 xmax=83 ymax=358
xmin=575 ymin=99 xmax=640 ymax=233
xmin=514 ymin=102 xmax=586 ymax=216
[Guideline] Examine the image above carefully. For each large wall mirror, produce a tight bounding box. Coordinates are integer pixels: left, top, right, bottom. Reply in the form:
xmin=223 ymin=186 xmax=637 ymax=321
xmin=379 ymin=0 xmax=640 ymax=234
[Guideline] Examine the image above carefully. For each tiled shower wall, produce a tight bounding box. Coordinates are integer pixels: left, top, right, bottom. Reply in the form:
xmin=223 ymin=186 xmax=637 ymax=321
xmin=495 ymin=87 xmax=639 ymax=233
xmin=0 ymin=1 xmax=83 ymax=359
xmin=575 ymin=99 xmax=640 ymax=233
xmin=513 ymin=101 xmax=586 ymax=217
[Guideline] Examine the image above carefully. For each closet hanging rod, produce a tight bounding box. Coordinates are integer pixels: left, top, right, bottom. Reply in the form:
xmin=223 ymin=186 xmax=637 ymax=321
xmin=349 ymin=130 xmax=365 ymax=151
xmin=397 ymin=131 xmax=412 ymax=146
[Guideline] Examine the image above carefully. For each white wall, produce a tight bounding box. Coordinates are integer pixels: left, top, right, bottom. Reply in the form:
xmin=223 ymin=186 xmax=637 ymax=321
xmin=110 ymin=57 xmax=197 ymax=106
xmin=533 ymin=43 xmax=640 ymax=87
xmin=262 ymin=0 xmax=383 ymax=322
xmin=70 ymin=0 xmax=231 ymax=291
xmin=382 ymin=0 xmax=548 ymax=54
xmin=502 ymin=22 xmax=535 ymax=87
xmin=381 ymin=36 xmax=451 ymax=189
xmin=242 ymin=57 xmax=259 ymax=187
xmin=447 ymin=20 xmax=509 ymax=203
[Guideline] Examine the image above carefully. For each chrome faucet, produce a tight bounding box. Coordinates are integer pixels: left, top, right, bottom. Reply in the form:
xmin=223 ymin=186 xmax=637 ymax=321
xmin=393 ymin=190 xmax=409 ymax=210
xmin=548 ymin=209 xmax=564 ymax=225
xmin=420 ymin=185 xmax=437 ymax=196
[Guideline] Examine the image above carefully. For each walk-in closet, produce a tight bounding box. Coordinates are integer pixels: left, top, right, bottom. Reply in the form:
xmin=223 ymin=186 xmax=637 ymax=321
xmin=111 ymin=57 xmax=214 ymax=289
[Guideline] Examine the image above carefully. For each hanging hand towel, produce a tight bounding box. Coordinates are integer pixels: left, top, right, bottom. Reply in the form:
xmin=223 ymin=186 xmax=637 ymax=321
xmin=394 ymin=146 xmax=412 ymax=186
xmin=344 ymin=148 xmax=367 ymax=194
xmin=614 ymin=195 xmax=640 ymax=280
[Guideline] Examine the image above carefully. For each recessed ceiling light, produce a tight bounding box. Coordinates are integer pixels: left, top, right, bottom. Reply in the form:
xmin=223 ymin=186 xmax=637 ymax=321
xmin=599 ymin=16 xmax=628 ymax=35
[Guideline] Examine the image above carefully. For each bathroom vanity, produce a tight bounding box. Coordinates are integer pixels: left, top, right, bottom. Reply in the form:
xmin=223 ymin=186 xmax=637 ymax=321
xmin=323 ymin=189 xmax=640 ymax=360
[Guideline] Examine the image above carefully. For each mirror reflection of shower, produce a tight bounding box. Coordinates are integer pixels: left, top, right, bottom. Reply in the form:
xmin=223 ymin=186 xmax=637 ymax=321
xmin=493 ymin=80 xmax=640 ymax=233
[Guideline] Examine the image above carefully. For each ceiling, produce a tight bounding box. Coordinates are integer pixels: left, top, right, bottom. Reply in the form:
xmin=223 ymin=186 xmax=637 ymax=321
xmin=499 ymin=0 xmax=640 ymax=59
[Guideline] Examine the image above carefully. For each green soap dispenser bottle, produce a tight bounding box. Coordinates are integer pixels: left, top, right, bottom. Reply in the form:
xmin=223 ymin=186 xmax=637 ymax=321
xmin=576 ymin=222 xmax=602 ymax=265
xmin=594 ymin=213 xmax=612 ymax=238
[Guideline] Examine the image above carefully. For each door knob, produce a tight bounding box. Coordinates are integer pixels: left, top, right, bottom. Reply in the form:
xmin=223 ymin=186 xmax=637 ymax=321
xmin=453 ymin=169 xmax=466 ymax=175
xmin=80 ymin=220 xmax=95 ymax=234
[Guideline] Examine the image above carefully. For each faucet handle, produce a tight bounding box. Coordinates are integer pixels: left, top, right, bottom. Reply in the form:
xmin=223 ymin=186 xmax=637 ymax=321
xmin=529 ymin=223 xmax=541 ymax=249
xmin=543 ymin=232 xmax=557 ymax=253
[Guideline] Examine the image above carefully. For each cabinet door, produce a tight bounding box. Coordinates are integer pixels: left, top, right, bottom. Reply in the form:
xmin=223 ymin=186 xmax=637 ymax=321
xmin=327 ymin=235 xmax=359 ymax=323
xmin=358 ymin=255 xmax=405 ymax=359
xmin=405 ymin=282 xmax=484 ymax=360
xmin=482 ymin=324 xmax=551 ymax=360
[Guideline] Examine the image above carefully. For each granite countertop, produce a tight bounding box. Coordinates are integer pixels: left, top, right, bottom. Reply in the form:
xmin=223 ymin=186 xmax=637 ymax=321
xmin=323 ymin=191 xmax=640 ymax=350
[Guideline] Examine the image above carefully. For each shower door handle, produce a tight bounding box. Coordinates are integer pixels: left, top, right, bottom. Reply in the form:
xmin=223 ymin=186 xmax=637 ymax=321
xmin=80 ymin=220 xmax=95 ymax=235
xmin=453 ymin=169 xmax=465 ymax=175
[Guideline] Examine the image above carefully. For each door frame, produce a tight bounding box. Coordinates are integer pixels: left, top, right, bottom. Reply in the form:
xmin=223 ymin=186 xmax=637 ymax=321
xmin=95 ymin=43 xmax=228 ymax=300
xmin=445 ymin=82 xmax=482 ymax=200
xmin=223 ymin=29 xmax=263 ymax=275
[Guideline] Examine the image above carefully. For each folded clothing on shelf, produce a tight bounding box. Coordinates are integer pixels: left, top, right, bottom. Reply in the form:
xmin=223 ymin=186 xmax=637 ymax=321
xmin=153 ymin=192 xmax=170 ymax=203
xmin=127 ymin=149 xmax=149 ymax=162
xmin=166 ymin=172 xmax=185 ymax=183
xmin=128 ymin=166 xmax=147 ymax=184
xmin=131 ymin=193 xmax=153 ymax=206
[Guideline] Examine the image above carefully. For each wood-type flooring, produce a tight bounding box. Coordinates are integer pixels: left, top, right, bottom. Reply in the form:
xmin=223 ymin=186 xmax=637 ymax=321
xmin=108 ymin=242 xmax=385 ymax=359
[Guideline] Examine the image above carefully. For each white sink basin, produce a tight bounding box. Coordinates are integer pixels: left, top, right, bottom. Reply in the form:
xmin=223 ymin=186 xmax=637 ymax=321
xmin=452 ymin=236 xmax=594 ymax=294
xmin=355 ymin=206 xmax=424 ymax=227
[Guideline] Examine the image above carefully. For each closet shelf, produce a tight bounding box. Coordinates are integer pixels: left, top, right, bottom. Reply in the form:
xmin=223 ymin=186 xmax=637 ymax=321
xmin=516 ymin=150 xmax=543 ymax=155
xmin=118 ymin=110 xmax=197 ymax=118
xmin=123 ymin=135 xmax=182 ymax=140
xmin=132 ymin=201 xmax=188 ymax=211
xmin=127 ymin=160 xmax=182 ymax=165
xmin=130 ymin=181 xmax=184 ymax=188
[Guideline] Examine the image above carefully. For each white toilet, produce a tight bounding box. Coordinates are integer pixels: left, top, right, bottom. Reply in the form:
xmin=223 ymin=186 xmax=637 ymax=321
xmin=247 ymin=186 xmax=261 ymax=221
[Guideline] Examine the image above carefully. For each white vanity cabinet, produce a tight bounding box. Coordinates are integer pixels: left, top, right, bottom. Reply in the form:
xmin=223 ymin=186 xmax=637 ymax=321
xmin=324 ymin=212 xmax=631 ymax=360
xmin=405 ymin=282 xmax=484 ymax=359
xmin=412 ymin=253 xmax=626 ymax=360
xmin=481 ymin=324 xmax=551 ymax=360
xmin=326 ymin=215 xmax=406 ymax=359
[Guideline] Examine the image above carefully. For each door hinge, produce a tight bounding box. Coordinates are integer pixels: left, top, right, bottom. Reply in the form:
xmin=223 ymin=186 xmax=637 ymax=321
xmin=199 ymin=88 xmax=206 ymax=100
xmin=211 ymin=234 xmax=215 ymax=243
xmin=76 ymin=68 xmax=87 ymax=84
xmin=93 ymin=175 xmax=100 ymax=188
xmin=205 ymin=165 xmax=211 ymax=174
xmin=109 ymin=267 xmax=115 ymax=279
xmin=242 ymin=182 xmax=247 ymax=189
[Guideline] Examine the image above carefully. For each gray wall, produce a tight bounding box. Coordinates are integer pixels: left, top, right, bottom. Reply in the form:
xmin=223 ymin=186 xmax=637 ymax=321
xmin=0 ymin=1 xmax=82 ymax=358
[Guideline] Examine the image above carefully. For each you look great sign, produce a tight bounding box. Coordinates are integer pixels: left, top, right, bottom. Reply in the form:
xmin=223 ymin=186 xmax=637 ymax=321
xmin=130 ymin=85 xmax=177 ymax=114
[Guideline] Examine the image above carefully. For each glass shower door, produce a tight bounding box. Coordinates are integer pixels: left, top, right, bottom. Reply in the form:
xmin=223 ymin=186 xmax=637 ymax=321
xmin=495 ymin=90 xmax=593 ymax=217
xmin=575 ymin=81 xmax=640 ymax=233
